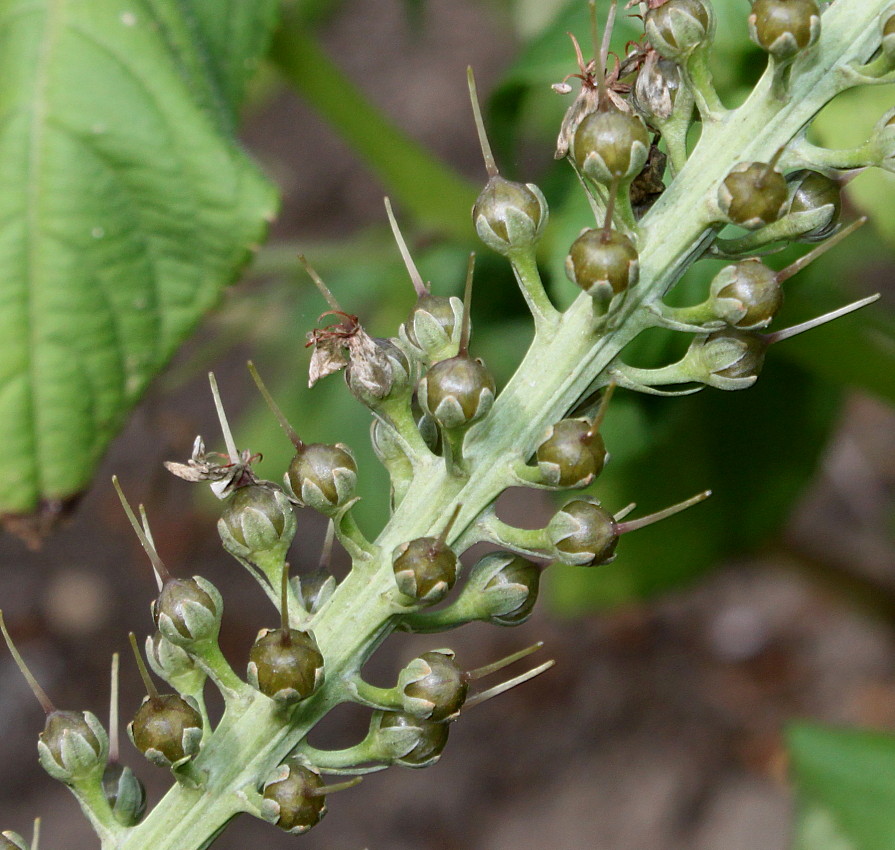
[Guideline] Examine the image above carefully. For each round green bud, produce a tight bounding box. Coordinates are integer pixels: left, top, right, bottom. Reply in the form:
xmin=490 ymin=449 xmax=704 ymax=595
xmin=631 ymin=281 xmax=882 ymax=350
xmin=785 ymin=169 xmax=841 ymax=242
xmin=535 ymin=418 xmax=607 ymax=487
xmin=0 ymin=833 xmax=28 ymax=850
xmin=419 ymin=355 xmax=496 ymax=431
xmin=153 ymin=576 xmax=222 ymax=648
xmin=401 ymin=293 xmax=463 ymax=363
xmin=566 ymin=228 xmax=640 ymax=306
xmin=378 ymin=712 xmax=450 ymax=768
xmin=392 ymin=536 xmax=459 ymax=605
xmin=547 ymin=499 xmax=619 ymax=566
xmin=573 ymin=109 xmax=650 ymax=186
xmin=285 ymin=442 xmax=357 ymax=512
xmin=261 ymin=761 xmax=327 ymax=834
xmin=247 ymin=628 xmax=324 ymax=705
xmin=749 ymin=0 xmax=821 ymax=61
xmin=709 ymin=259 xmax=782 ymax=329
xmin=459 ymin=551 xmax=541 ymax=626
xmin=718 ymin=161 xmax=788 ymax=229
xmin=473 ymin=176 xmax=549 ymax=255
xmin=128 ymin=693 xmax=203 ymax=768
xmin=37 ymin=709 xmax=108 ymax=783
xmin=645 ymin=0 xmax=715 ymax=60
xmin=398 ymin=650 xmax=468 ymax=721
xmin=102 ymin=762 xmax=147 ymax=826
xmin=218 ymin=484 xmax=296 ymax=561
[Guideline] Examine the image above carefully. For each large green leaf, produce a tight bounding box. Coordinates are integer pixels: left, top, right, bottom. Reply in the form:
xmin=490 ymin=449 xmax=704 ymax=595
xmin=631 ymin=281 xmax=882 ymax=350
xmin=0 ymin=0 xmax=278 ymax=516
xmin=789 ymin=723 xmax=895 ymax=850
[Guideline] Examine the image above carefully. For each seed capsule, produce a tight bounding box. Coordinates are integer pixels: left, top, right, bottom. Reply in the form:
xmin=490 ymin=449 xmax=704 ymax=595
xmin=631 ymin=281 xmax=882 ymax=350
xmin=286 ymin=442 xmax=358 ymax=512
xmin=419 ymin=355 xmax=496 ymax=431
xmin=0 ymin=833 xmax=28 ymax=850
xmin=566 ymin=228 xmax=640 ymax=306
xmin=719 ymin=160 xmax=788 ymax=229
xmin=378 ymin=712 xmax=450 ymax=768
xmin=146 ymin=631 xmax=204 ymax=693
xmin=392 ymin=535 xmax=459 ymax=605
xmin=152 ymin=576 xmax=222 ymax=649
xmin=402 ymin=292 xmax=464 ymax=362
xmin=645 ymin=0 xmax=715 ymax=61
xmin=398 ymin=650 xmax=468 ymax=721
xmin=102 ymin=762 xmax=147 ymax=826
xmin=129 ymin=693 xmax=203 ymax=768
xmin=749 ymin=0 xmax=820 ymax=61
xmin=218 ymin=484 xmax=296 ymax=561
xmin=535 ymin=418 xmax=608 ymax=487
xmin=465 ymin=552 xmax=541 ymax=626
xmin=573 ymin=109 xmax=650 ymax=186
xmin=261 ymin=762 xmax=327 ymax=834
xmin=709 ymin=260 xmax=783 ymax=329
xmin=547 ymin=499 xmax=619 ymax=566
xmin=785 ymin=169 xmax=841 ymax=242
xmin=247 ymin=628 xmax=324 ymax=705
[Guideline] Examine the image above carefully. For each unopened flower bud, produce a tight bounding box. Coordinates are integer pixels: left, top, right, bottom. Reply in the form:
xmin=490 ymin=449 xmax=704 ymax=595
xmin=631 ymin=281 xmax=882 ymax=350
xmin=398 ymin=650 xmax=468 ymax=721
xmin=218 ymin=484 xmax=296 ymax=562
xmin=645 ymin=0 xmax=715 ymax=60
xmin=247 ymin=628 xmax=324 ymax=705
xmin=102 ymin=762 xmax=147 ymax=826
xmin=573 ymin=109 xmax=650 ymax=186
xmin=129 ymin=693 xmax=203 ymax=768
xmin=38 ymin=710 xmax=108 ymax=783
xmin=718 ymin=161 xmax=787 ymax=229
xmin=153 ymin=576 xmax=222 ymax=649
xmin=474 ymin=176 xmax=548 ymax=255
xmin=285 ymin=443 xmax=358 ymax=513
xmin=261 ymin=761 xmax=327 ymax=834
xmin=709 ymin=260 xmax=782 ymax=329
xmin=749 ymin=0 xmax=820 ymax=61
xmin=547 ymin=499 xmax=619 ymax=566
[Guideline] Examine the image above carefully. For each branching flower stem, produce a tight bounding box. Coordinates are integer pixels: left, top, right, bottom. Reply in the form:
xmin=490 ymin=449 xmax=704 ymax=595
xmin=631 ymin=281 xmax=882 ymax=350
xmin=112 ymin=3 xmax=887 ymax=847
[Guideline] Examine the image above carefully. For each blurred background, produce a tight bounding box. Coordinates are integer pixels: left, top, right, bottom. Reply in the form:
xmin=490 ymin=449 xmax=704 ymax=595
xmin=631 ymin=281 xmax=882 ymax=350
xmin=1 ymin=0 xmax=893 ymax=847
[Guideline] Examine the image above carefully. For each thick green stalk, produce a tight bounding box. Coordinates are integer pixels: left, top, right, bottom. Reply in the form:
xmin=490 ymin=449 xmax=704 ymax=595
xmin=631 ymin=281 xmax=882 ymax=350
xmin=115 ymin=3 xmax=886 ymax=847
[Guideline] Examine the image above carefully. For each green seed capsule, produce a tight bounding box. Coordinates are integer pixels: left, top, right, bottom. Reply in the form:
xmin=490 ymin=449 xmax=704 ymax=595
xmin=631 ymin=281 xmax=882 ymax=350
xmin=719 ymin=161 xmax=788 ymax=229
xmin=749 ymin=0 xmax=821 ymax=60
xmin=573 ymin=109 xmax=650 ymax=186
xmin=709 ymin=260 xmax=782 ymax=329
xmin=247 ymin=628 xmax=324 ymax=705
xmin=473 ymin=175 xmax=548 ymax=255
xmin=785 ymin=169 xmax=841 ymax=242
xmin=378 ymin=712 xmax=450 ymax=768
xmin=102 ymin=762 xmax=147 ymax=826
xmin=392 ymin=536 xmax=459 ymax=605
xmin=645 ymin=0 xmax=715 ymax=60
xmin=38 ymin=709 xmax=108 ymax=783
xmin=536 ymin=419 xmax=607 ymax=487
xmin=0 ymin=833 xmax=28 ymax=850
xmin=705 ymin=328 xmax=769 ymax=380
xmin=218 ymin=484 xmax=296 ymax=561
xmin=286 ymin=442 xmax=358 ymax=511
xmin=129 ymin=693 xmax=203 ymax=768
xmin=153 ymin=576 xmax=222 ymax=649
xmin=547 ymin=499 xmax=619 ymax=566
xmin=398 ymin=650 xmax=468 ymax=721
xmin=419 ymin=355 xmax=496 ymax=431
xmin=262 ymin=761 xmax=327 ymax=834
xmin=566 ymin=228 xmax=640 ymax=306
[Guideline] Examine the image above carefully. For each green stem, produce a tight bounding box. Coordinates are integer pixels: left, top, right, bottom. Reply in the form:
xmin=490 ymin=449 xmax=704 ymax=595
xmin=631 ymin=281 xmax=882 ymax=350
xmin=269 ymin=16 xmax=477 ymax=241
xmin=683 ymin=49 xmax=727 ymax=122
xmin=508 ymin=247 xmax=561 ymax=333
